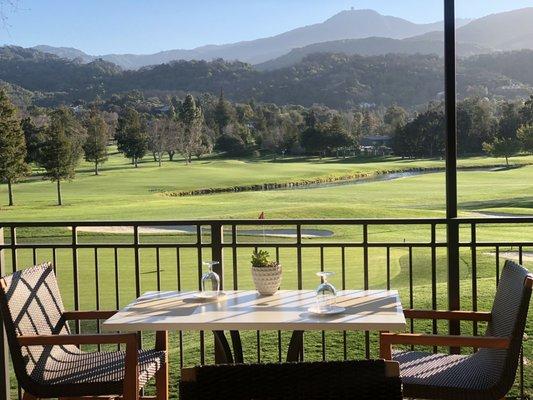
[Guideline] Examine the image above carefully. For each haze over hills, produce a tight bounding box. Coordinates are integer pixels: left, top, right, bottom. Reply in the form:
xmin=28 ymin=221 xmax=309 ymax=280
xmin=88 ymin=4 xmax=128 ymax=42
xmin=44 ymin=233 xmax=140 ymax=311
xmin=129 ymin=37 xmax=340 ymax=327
xmin=256 ymin=37 xmax=491 ymax=71
xmin=29 ymin=9 xmax=473 ymax=70
xmin=258 ymin=7 xmax=533 ymax=70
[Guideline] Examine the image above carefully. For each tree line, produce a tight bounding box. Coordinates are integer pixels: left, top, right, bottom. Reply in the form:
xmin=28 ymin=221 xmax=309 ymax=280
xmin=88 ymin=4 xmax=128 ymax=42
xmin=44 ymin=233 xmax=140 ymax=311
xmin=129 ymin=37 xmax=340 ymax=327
xmin=1 ymin=87 xmax=533 ymax=207
xmin=391 ymin=96 xmax=533 ymax=165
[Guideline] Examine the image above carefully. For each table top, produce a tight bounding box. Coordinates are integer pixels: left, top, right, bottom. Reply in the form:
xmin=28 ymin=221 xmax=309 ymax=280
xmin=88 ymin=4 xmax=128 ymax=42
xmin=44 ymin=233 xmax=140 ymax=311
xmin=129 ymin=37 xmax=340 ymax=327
xmin=103 ymin=290 xmax=406 ymax=332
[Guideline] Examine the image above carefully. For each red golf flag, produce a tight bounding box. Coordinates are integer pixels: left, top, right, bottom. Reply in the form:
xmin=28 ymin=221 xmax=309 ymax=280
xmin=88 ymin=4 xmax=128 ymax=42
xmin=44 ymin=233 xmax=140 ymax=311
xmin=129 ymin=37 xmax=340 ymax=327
xmin=258 ymin=211 xmax=265 ymax=220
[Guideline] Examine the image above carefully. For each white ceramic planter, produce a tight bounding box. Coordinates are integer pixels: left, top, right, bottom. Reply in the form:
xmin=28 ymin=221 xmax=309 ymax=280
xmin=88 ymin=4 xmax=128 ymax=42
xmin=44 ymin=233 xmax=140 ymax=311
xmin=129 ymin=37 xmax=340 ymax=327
xmin=251 ymin=264 xmax=282 ymax=295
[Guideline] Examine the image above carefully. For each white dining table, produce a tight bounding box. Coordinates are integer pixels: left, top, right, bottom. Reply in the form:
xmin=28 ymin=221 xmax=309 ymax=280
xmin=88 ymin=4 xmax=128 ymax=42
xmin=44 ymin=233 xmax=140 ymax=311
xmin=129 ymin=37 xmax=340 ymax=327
xmin=103 ymin=290 xmax=406 ymax=362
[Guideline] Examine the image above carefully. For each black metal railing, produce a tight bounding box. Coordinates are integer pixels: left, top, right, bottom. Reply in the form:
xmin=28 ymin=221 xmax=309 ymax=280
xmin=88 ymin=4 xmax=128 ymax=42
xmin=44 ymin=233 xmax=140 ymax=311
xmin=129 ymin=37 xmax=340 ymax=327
xmin=0 ymin=217 xmax=531 ymax=399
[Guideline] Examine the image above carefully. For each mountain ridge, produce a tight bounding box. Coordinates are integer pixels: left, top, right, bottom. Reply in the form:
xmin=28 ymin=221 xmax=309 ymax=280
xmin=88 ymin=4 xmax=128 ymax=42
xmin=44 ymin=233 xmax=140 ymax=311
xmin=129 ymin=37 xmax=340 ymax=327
xmin=28 ymin=9 xmax=472 ymax=69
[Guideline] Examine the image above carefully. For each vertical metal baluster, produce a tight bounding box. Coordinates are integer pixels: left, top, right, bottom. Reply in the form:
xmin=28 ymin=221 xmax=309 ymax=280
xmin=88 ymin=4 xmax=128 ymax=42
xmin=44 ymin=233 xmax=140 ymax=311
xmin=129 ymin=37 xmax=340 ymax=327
xmin=10 ymin=227 xmax=17 ymax=273
xmin=52 ymin=247 xmax=57 ymax=274
xmin=156 ymin=247 xmax=161 ymax=291
xmin=256 ymin=331 xmax=261 ymax=363
xmin=232 ymin=225 xmax=238 ymax=290
xmin=133 ymin=225 xmax=143 ymax=363
xmin=134 ymin=225 xmax=141 ymax=298
xmin=470 ymin=224 xmax=478 ymax=338
xmin=32 ymin=248 xmax=37 ymax=265
xmin=363 ymin=225 xmax=370 ymax=359
xmin=0 ymin=228 xmax=11 ymax=400
xmin=409 ymin=246 xmax=414 ymax=351
xmin=253 ymin=244 xmax=261 ymax=362
xmin=114 ymin=248 xmax=120 ymax=310
xmin=342 ymin=246 xmax=347 ymax=360
xmin=114 ymin=247 xmax=121 ymax=351
xmin=518 ymin=248 xmax=524 ymax=400
xmin=72 ymin=226 xmax=80 ymax=334
xmin=94 ymin=248 xmax=101 ymax=351
xmin=276 ymin=246 xmax=281 ymax=362
xmin=495 ymin=245 xmax=500 ymax=287
xmin=176 ymin=247 xmax=184 ymax=368
xmin=296 ymin=225 xmax=302 ymax=289
xmin=431 ymin=224 xmax=438 ymax=353
xmin=320 ymin=246 xmax=326 ymax=361
xmin=386 ymin=246 xmax=391 ymax=291
xmin=196 ymin=225 xmax=205 ymax=365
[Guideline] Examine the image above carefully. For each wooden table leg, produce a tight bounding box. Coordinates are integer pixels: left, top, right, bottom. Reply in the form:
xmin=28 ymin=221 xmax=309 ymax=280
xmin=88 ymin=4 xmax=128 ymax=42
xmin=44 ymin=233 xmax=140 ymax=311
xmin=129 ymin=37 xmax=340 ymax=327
xmin=286 ymin=331 xmax=304 ymax=362
xmin=155 ymin=331 xmax=168 ymax=400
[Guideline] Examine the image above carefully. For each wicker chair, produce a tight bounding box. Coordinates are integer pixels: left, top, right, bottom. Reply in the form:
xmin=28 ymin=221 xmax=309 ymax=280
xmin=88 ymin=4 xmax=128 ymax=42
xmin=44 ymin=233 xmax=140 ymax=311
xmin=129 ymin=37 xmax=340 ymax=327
xmin=380 ymin=260 xmax=532 ymax=400
xmin=0 ymin=263 xmax=168 ymax=400
xmin=179 ymin=359 xmax=402 ymax=400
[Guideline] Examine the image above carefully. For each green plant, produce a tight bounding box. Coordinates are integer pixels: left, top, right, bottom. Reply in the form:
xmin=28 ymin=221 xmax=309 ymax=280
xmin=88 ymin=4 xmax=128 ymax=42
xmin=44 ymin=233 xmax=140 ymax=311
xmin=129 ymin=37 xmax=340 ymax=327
xmin=251 ymin=250 xmax=277 ymax=268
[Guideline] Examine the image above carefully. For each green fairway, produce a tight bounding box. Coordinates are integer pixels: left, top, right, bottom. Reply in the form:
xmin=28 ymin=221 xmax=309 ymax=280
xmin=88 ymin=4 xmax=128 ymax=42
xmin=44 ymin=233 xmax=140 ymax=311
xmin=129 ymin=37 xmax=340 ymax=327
xmin=1 ymin=150 xmax=532 ymax=220
xmin=1 ymin=151 xmax=532 ymax=398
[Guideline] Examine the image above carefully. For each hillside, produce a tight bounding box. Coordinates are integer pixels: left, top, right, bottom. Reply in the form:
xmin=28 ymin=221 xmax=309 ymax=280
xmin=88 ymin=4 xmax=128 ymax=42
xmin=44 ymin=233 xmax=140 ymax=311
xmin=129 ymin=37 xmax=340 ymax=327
xmin=1 ymin=46 xmax=533 ymax=109
xmin=256 ymin=37 xmax=490 ymax=71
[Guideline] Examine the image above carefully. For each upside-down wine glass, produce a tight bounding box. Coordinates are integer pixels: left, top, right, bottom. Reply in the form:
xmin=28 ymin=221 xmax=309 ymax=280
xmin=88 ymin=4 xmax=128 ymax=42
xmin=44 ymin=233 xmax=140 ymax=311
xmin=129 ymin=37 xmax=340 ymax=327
xmin=315 ymin=271 xmax=337 ymax=312
xmin=201 ymin=261 xmax=220 ymax=297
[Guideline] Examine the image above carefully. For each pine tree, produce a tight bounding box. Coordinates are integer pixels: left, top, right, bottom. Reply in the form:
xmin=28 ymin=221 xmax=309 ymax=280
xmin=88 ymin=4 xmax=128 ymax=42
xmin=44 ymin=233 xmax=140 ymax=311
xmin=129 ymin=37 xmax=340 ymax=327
xmin=214 ymin=90 xmax=232 ymax=135
xmin=116 ymin=107 xmax=148 ymax=167
xmin=21 ymin=116 xmax=46 ymax=163
xmin=178 ymin=94 xmax=204 ymax=163
xmin=83 ymin=109 xmax=109 ymax=175
xmin=0 ymin=90 xmax=30 ymax=206
xmin=38 ymin=108 xmax=85 ymax=205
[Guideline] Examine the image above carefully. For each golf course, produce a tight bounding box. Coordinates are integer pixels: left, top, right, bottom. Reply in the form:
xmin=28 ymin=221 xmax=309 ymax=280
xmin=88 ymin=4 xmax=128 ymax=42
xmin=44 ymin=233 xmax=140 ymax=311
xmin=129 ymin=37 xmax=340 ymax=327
xmin=1 ymin=151 xmax=532 ymax=398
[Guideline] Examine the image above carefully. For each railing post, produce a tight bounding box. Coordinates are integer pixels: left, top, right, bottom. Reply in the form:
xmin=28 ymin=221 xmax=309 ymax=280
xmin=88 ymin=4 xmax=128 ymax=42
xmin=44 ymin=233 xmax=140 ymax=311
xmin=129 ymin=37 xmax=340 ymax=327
xmin=210 ymin=223 xmax=226 ymax=364
xmin=211 ymin=223 xmax=224 ymax=288
xmin=444 ymin=0 xmax=461 ymax=351
xmin=0 ymin=228 xmax=11 ymax=400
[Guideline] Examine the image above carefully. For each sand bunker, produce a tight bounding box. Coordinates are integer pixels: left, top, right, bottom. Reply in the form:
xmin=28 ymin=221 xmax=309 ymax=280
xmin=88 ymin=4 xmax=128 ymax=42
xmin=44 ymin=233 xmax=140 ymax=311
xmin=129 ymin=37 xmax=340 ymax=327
xmin=72 ymin=225 xmax=334 ymax=238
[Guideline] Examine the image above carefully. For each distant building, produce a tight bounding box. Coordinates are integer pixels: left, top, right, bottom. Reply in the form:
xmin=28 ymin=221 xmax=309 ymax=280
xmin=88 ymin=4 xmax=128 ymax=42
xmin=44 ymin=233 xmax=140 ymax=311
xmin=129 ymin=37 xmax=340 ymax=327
xmin=360 ymin=135 xmax=392 ymax=156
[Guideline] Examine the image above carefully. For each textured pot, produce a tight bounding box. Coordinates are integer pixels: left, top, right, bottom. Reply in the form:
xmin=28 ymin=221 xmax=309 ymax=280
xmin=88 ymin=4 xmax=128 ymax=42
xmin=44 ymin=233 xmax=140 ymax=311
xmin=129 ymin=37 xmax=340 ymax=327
xmin=251 ymin=264 xmax=282 ymax=295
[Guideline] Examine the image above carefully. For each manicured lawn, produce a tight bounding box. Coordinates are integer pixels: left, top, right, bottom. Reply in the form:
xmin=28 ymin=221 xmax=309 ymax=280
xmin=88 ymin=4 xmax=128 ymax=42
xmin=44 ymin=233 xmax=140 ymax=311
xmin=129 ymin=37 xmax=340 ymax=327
xmin=2 ymin=151 xmax=532 ymax=398
xmin=1 ymin=150 xmax=532 ymax=220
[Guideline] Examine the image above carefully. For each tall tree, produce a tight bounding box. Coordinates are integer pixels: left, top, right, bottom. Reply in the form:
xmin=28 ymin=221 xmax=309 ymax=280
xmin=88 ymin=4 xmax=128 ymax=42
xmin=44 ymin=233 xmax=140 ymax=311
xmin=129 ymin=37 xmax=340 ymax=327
xmin=0 ymin=89 xmax=30 ymax=206
xmin=383 ymin=105 xmax=407 ymax=133
xmin=483 ymin=137 xmax=521 ymax=167
xmin=116 ymin=107 xmax=148 ymax=167
xmin=83 ymin=109 xmax=109 ymax=175
xmin=519 ymin=95 xmax=533 ymax=125
xmin=21 ymin=116 xmax=46 ymax=163
xmin=517 ymin=123 xmax=533 ymax=153
xmin=214 ymin=90 xmax=233 ymax=135
xmin=178 ymin=94 xmax=205 ymax=163
xmin=38 ymin=108 xmax=85 ymax=205
xmin=148 ymin=116 xmax=178 ymax=167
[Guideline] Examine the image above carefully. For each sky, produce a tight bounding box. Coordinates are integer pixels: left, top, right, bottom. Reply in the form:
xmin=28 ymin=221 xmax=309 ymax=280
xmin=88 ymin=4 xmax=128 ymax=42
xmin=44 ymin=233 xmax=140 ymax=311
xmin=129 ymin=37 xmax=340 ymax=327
xmin=0 ymin=0 xmax=532 ymax=55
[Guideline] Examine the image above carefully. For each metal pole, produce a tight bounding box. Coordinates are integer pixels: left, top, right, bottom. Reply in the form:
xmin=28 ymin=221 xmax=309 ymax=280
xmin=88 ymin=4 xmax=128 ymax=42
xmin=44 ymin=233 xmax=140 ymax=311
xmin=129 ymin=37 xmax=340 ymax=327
xmin=444 ymin=0 xmax=461 ymax=343
xmin=0 ymin=228 xmax=11 ymax=400
xmin=210 ymin=223 xmax=227 ymax=364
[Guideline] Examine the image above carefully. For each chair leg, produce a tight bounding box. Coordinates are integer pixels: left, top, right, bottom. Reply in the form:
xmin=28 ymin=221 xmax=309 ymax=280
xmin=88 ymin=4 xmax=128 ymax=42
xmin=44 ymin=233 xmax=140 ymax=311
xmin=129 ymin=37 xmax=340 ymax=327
xmin=155 ymin=331 xmax=169 ymax=400
xmin=123 ymin=335 xmax=140 ymax=400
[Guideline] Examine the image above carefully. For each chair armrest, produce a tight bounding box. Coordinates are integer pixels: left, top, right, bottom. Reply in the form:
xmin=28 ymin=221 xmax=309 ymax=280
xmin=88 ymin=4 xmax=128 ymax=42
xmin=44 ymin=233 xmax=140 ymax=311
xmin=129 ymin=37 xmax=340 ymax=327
xmin=63 ymin=310 xmax=118 ymax=320
xmin=17 ymin=332 xmax=137 ymax=346
xmin=380 ymin=332 xmax=510 ymax=359
xmin=403 ymin=309 xmax=491 ymax=322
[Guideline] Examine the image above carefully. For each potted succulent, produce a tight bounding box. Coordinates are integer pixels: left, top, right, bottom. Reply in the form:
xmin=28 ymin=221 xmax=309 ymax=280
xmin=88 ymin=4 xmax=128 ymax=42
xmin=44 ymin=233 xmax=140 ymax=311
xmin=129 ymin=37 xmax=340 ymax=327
xmin=251 ymin=250 xmax=282 ymax=295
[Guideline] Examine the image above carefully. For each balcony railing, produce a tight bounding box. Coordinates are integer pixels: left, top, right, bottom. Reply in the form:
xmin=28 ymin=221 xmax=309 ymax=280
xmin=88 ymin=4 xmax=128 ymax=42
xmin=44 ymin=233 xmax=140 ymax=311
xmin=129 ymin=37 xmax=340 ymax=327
xmin=0 ymin=217 xmax=532 ymax=399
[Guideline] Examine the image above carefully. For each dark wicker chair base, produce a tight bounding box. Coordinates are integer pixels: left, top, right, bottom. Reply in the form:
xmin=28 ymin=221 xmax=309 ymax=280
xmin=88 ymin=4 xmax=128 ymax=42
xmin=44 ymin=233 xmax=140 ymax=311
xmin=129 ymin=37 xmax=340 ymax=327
xmin=179 ymin=360 xmax=402 ymax=400
xmin=23 ymin=348 xmax=165 ymax=397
